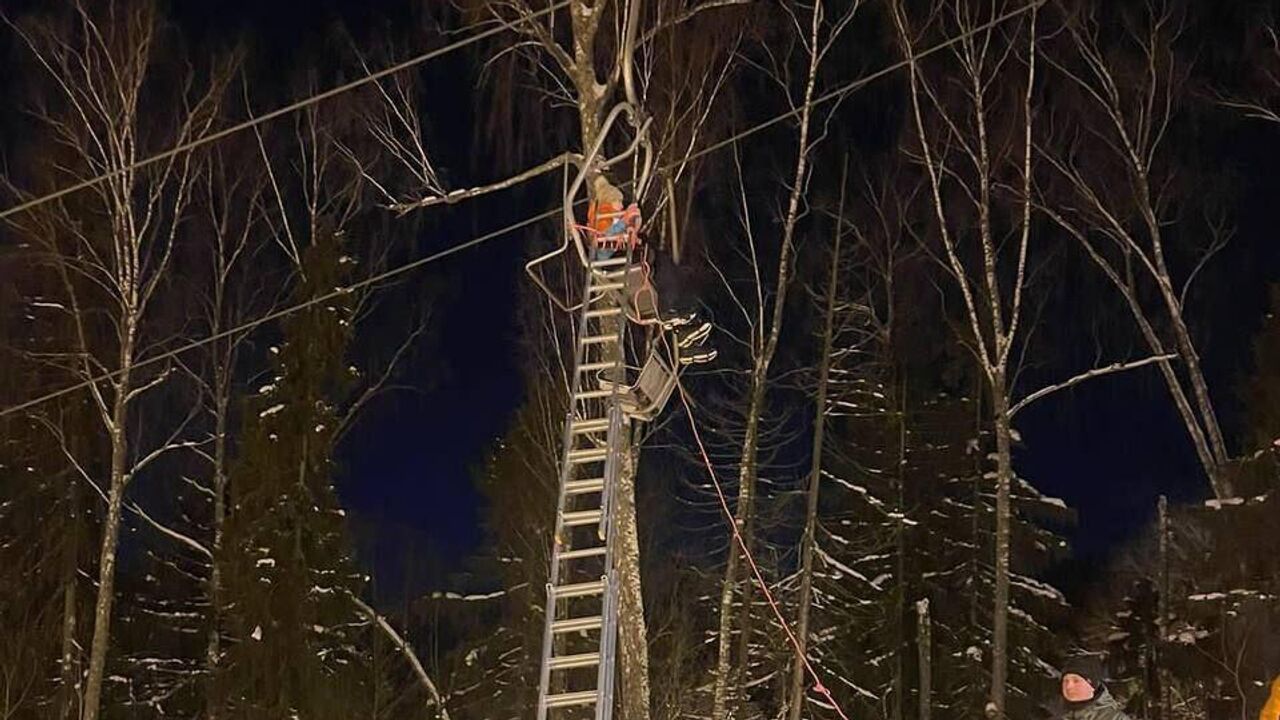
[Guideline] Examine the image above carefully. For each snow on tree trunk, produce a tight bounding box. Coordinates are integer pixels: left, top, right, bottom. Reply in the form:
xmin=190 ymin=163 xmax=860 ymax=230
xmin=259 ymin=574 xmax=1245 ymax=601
xmin=917 ymin=599 xmax=932 ymax=720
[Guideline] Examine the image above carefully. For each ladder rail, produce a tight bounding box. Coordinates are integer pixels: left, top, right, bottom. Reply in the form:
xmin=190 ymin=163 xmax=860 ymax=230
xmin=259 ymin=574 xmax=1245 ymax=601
xmin=595 ymin=568 xmax=620 ymax=720
xmin=539 ymin=260 xmax=605 ymax=720
xmin=538 ymin=248 xmax=633 ymax=720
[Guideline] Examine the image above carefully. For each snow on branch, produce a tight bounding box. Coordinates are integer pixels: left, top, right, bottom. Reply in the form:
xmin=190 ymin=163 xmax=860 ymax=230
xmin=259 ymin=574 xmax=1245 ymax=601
xmin=389 ymin=152 xmax=579 ymax=215
xmin=1009 ymin=354 xmax=1176 ymax=418
xmin=346 ymin=591 xmax=451 ymax=719
xmin=126 ymin=499 xmax=213 ymax=560
xmin=428 ymin=586 xmax=521 ymax=601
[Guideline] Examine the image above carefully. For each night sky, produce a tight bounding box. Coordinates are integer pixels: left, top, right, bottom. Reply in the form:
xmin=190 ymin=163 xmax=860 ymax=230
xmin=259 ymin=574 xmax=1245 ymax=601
xmin=153 ymin=0 xmax=535 ymax=594
xmin=21 ymin=0 xmax=1276 ymax=600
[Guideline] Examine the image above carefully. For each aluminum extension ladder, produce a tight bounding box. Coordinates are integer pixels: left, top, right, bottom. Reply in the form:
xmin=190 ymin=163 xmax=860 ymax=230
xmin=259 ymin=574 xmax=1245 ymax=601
xmin=536 ymin=253 xmax=633 ymax=720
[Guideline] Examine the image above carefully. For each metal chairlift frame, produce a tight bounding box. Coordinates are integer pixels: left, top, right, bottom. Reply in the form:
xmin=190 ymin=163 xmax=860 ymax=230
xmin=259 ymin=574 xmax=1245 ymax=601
xmin=524 ymin=102 xmax=653 ymax=313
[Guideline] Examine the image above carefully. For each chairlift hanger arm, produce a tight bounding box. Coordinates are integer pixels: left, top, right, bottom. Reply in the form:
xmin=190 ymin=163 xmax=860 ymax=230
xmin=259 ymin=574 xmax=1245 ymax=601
xmin=606 ymin=0 xmax=644 ymax=109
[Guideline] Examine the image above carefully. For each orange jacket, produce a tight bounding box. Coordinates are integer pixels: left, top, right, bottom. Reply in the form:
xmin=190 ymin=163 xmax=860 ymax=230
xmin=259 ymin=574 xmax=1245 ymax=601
xmin=587 ymin=200 xmax=626 ymax=234
xmin=1261 ymin=675 xmax=1280 ymax=720
xmin=586 ymin=202 xmax=642 ymax=248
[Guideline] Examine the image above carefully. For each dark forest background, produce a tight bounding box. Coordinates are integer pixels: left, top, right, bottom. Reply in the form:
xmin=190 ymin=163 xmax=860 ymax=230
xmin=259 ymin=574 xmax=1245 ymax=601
xmin=0 ymin=0 xmax=1277 ymax=719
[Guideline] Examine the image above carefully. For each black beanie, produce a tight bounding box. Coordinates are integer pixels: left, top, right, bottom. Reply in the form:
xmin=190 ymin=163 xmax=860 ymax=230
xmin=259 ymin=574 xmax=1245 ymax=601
xmin=1060 ymin=654 xmax=1106 ymax=691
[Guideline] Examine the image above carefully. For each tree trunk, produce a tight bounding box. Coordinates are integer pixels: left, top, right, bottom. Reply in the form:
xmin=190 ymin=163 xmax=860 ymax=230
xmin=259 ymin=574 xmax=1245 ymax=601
xmin=616 ymin=441 xmax=651 ymax=720
xmin=1135 ymin=174 xmax=1230 ymax=488
xmin=59 ymin=480 xmax=80 ymax=720
xmin=207 ymin=386 xmax=229 ymax=718
xmin=569 ymin=0 xmax=606 ymax=185
xmin=1156 ymin=495 xmax=1172 ymax=720
xmin=81 ymin=393 xmax=131 ymax=720
xmin=893 ymin=448 xmax=907 ymax=720
xmin=733 ymin=413 xmax=759 ymax=688
xmin=788 ymin=181 xmax=845 ymax=720
xmin=893 ymin=375 xmax=909 ymax=720
xmin=713 ymin=388 xmax=760 ymax=720
xmin=81 ymin=325 xmax=136 ymax=720
xmin=1132 ymin=303 xmax=1223 ymax=496
xmin=986 ymin=369 xmax=1013 ymax=720
xmin=916 ymin=599 xmax=931 ymax=720
xmin=561 ymin=1 xmax=650 ymax=716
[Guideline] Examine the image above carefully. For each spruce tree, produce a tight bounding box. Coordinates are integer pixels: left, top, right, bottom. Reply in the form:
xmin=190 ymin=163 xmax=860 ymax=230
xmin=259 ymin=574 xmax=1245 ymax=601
xmin=216 ymin=223 xmax=376 ymax=719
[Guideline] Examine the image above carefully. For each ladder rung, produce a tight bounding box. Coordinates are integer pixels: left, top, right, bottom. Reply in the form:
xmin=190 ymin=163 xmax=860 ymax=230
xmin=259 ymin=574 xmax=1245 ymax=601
xmin=591 ymin=281 xmax=625 ymax=292
xmin=562 ymin=509 xmax=602 ymax=527
xmin=565 ymin=477 xmax=605 ymax=495
xmin=553 ymin=579 xmax=605 ymax=599
xmin=567 ymin=447 xmax=608 ymax=464
xmin=571 ymin=418 xmax=610 ymax=434
xmin=551 ymin=614 xmax=603 ymax=633
xmin=578 ymin=361 xmax=617 ymax=373
xmin=585 ymin=307 xmax=623 ymax=319
xmin=580 ymin=334 xmax=616 ymax=346
xmin=574 ymin=389 xmax=617 ymax=401
xmin=545 ymin=690 xmax=599 ymax=708
xmin=591 ymin=255 xmax=629 ymax=268
xmin=559 ymin=545 xmax=607 ymax=561
xmin=548 ymin=652 xmax=601 ymax=671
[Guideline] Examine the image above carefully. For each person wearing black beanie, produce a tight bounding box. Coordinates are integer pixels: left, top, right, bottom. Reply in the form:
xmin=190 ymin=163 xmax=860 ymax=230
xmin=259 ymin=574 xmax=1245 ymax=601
xmin=1051 ymin=654 xmax=1131 ymax=720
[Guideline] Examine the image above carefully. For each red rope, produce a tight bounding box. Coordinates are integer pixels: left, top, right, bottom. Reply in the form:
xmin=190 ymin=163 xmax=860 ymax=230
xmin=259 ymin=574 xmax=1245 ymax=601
xmin=674 ymin=380 xmax=851 ymax=720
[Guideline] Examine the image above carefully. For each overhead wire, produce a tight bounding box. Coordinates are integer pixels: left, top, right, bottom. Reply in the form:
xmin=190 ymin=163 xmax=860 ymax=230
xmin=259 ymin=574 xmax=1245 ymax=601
xmin=0 ymin=0 xmax=572 ymax=222
xmin=0 ymin=205 xmax=563 ymax=419
xmin=0 ymin=0 xmax=1044 ymax=429
xmin=674 ymin=0 xmax=1045 ymax=169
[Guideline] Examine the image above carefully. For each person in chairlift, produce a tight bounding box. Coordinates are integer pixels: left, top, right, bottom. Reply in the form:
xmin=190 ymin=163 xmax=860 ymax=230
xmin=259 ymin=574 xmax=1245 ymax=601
xmin=585 ymin=175 xmax=715 ymax=366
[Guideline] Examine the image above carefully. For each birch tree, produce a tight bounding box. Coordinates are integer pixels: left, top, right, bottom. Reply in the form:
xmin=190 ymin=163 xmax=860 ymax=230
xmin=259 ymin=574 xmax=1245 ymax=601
xmin=7 ymin=4 xmax=227 ymax=717
xmin=788 ymin=162 xmax=915 ymax=720
xmin=790 ymin=165 xmax=849 ymax=720
xmin=891 ymin=2 xmax=1041 ymax=715
xmin=1039 ymin=0 xmax=1236 ymax=498
xmin=892 ymin=3 xmax=1185 ymax=713
xmin=703 ymin=3 xmax=864 ymax=717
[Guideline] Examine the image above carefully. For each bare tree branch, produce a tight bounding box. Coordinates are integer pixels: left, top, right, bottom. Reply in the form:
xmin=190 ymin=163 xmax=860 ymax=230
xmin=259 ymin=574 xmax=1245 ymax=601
xmin=1009 ymin=354 xmax=1177 ymax=417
